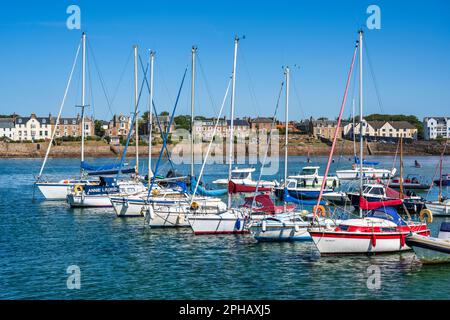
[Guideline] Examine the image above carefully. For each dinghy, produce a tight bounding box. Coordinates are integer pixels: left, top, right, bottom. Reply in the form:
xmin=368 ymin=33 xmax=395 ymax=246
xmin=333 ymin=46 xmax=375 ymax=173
xmin=406 ymin=222 xmax=450 ymax=264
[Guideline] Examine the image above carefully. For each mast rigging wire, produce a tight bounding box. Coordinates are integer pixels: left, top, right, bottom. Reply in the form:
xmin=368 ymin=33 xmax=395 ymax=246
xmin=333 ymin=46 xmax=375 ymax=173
xmin=37 ymin=40 xmax=82 ymax=180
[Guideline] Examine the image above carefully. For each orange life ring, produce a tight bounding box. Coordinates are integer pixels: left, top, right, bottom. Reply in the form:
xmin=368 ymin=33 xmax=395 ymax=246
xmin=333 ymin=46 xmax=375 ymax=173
xmin=313 ymin=205 xmax=326 ymax=217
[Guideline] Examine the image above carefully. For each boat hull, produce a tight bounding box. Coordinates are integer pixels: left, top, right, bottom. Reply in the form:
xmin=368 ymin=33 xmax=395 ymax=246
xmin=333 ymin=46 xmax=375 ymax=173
xmin=425 ymin=202 xmax=450 ymax=216
xmin=309 ymin=229 xmax=429 ymax=254
xmin=389 ymin=183 xmax=429 ymax=190
xmin=67 ymin=194 xmax=113 ymax=207
xmin=36 ymin=182 xmax=74 ymax=200
xmin=187 ymin=211 xmax=248 ymax=235
xmin=274 ymin=187 xmax=332 ymax=200
xmin=406 ymin=234 xmax=450 ymax=264
xmin=252 ymin=225 xmax=311 ymax=241
xmin=336 ymin=168 xmax=395 ymax=180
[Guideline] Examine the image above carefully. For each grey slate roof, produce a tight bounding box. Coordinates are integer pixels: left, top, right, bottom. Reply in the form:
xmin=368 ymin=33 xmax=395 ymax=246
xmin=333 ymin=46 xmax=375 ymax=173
xmin=0 ymin=118 xmax=14 ymax=128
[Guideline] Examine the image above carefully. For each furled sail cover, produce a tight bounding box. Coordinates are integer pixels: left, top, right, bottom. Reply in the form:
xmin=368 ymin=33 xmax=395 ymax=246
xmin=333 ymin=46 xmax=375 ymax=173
xmin=190 ymin=176 xmax=227 ymax=196
xmin=81 ymin=161 xmax=135 ymax=176
xmin=354 ymin=156 xmax=379 ymax=166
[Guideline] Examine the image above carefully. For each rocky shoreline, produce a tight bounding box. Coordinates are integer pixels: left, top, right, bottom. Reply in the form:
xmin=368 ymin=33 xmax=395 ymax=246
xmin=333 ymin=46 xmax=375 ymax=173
xmin=0 ymin=139 xmax=448 ymax=158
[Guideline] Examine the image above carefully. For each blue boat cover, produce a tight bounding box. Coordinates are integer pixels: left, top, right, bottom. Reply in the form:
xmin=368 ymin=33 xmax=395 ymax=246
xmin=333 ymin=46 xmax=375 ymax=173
xmin=354 ymin=156 xmax=379 ymax=166
xmin=167 ymin=181 xmax=188 ymax=194
xmin=283 ymin=188 xmax=326 ymax=206
xmin=82 ymin=161 xmax=135 ymax=176
xmin=440 ymin=222 xmax=450 ymax=232
xmin=190 ymin=176 xmax=227 ymax=197
xmin=81 ymin=161 xmax=121 ymax=171
xmin=367 ymin=206 xmax=406 ymax=226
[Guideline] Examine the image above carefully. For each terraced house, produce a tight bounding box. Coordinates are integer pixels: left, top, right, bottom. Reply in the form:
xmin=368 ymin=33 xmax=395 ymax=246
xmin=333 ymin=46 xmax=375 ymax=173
xmin=14 ymin=114 xmax=52 ymax=141
xmin=349 ymin=120 xmax=418 ymax=141
xmin=11 ymin=113 xmax=94 ymax=141
xmin=0 ymin=118 xmax=16 ymax=140
xmin=52 ymin=115 xmax=94 ymax=138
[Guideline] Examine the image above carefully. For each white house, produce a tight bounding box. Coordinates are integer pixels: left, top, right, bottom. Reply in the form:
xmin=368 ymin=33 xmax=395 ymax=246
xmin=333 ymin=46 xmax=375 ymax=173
xmin=349 ymin=120 xmax=417 ymax=141
xmin=193 ymin=118 xmax=250 ymax=141
xmin=0 ymin=118 xmax=16 ymax=140
xmin=15 ymin=114 xmax=53 ymax=141
xmin=423 ymin=117 xmax=450 ymax=140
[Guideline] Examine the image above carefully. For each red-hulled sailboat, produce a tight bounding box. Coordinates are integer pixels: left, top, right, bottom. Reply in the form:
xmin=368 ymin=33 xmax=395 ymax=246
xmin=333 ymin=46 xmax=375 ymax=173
xmin=308 ymin=31 xmax=430 ymax=255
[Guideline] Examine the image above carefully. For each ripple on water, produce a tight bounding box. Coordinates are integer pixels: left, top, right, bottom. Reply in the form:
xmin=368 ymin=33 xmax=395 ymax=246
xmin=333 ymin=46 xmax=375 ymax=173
xmin=1 ymin=156 xmax=450 ymax=299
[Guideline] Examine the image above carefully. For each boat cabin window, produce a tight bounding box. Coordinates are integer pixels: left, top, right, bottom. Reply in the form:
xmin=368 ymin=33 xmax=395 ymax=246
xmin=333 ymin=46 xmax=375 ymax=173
xmin=286 ymin=180 xmax=297 ymax=189
xmin=301 ymin=168 xmax=317 ymax=175
xmin=231 ymin=172 xmax=249 ymax=179
xmin=370 ymin=187 xmax=384 ymax=195
xmin=368 ymin=211 xmax=394 ymax=222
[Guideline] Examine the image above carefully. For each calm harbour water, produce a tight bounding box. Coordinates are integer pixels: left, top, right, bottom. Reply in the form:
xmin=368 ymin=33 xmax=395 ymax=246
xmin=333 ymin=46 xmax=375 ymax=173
xmin=1 ymin=155 xmax=449 ymax=300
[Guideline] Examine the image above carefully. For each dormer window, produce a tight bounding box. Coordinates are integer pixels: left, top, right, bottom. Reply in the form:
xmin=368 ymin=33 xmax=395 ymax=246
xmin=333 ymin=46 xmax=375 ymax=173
xmin=42 ymin=119 xmax=46 ymax=124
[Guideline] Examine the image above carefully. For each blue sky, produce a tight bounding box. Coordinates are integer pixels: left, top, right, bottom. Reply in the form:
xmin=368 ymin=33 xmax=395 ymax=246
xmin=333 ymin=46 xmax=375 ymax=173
xmin=0 ymin=0 xmax=449 ymax=121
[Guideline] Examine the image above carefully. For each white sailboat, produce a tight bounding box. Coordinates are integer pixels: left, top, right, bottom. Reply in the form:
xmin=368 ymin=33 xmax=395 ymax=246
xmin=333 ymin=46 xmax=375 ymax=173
xmin=111 ymin=47 xmax=228 ymax=226
xmin=66 ymin=45 xmax=146 ymax=207
xmin=35 ymin=32 xmax=100 ymax=200
xmin=251 ymin=67 xmax=338 ymax=241
xmin=187 ymin=37 xmax=249 ymax=235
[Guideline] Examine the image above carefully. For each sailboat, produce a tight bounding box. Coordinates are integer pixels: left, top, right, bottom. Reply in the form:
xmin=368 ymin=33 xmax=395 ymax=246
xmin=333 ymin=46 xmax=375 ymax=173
xmin=188 ymin=46 xmax=227 ymax=197
xmin=187 ymin=36 xmax=249 ymax=235
xmin=111 ymin=48 xmax=227 ymax=224
xmin=309 ymin=31 xmax=429 ymax=254
xmin=35 ymin=32 xmax=100 ymax=200
xmin=251 ymin=67 xmax=339 ymax=241
xmin=66 ymin=45 xmax=147 ymax=208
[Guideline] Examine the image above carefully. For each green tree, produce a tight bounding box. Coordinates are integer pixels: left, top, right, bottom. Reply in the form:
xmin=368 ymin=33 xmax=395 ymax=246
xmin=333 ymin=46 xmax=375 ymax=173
xmin=160 ymin=111 xmax=169 ymax=116
xmin=94 ymin=120 xmax=105 ymax=137
xmin=174 ymin=115 xmax=191 ymax=130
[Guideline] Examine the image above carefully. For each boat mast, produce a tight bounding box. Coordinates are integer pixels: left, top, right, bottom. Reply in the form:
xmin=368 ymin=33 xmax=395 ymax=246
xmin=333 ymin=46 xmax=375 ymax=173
xmin=133 ymin=45 xmax=139 ymax=177
xmin=227 ymin=36 xmax=239 ymax=209
xmin=439 ymin=152 xmax=443 ymax=202
xmin=352 ymin=98 xmax=356 ymax=158
xmin=284 ymin=66 xmax=290 ymax=211
xmin=148 ymin=50 xmax=155 ymax=181
xmin=80 ymin=32 xmax=86 ymax=174
xmin=358 ymin=30 xmax=364 ymax=218
xmin=190 ymin=46 xmax=197 ymax=178
xmin=399 ymin=136 xmax=404 ymax=199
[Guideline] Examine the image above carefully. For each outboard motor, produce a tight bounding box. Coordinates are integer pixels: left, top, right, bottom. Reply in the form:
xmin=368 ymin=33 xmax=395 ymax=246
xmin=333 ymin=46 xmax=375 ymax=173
xmin=438 ymin=222 xmax=450 ymax=240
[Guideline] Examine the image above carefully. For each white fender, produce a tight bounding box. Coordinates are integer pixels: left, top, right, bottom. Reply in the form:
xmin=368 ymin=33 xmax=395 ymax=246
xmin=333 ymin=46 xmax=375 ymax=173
xmin=261 ymin=220 xmax=267 ymax=232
